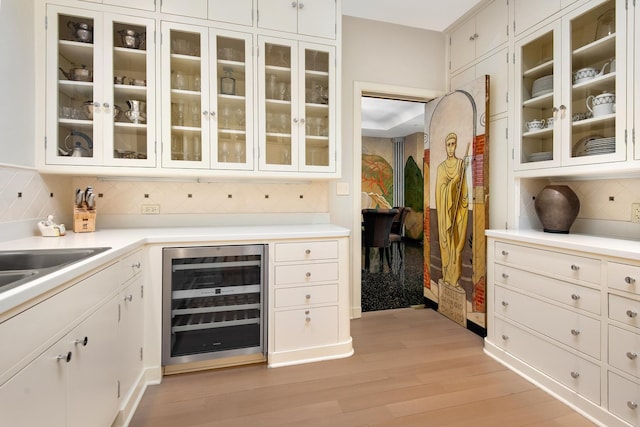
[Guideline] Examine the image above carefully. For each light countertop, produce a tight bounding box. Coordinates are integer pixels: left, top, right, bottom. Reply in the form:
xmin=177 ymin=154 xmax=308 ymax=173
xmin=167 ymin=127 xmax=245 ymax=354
xmin=0 ymin=224 xmax=349 ymax=316
xmin=486 ymin=229 xmax=640 ymax=260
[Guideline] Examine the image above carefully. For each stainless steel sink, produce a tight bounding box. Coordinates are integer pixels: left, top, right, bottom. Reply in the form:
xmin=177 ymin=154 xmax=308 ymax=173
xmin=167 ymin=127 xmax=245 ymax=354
xmin=0 ymin=247 xmax=111 ymax=294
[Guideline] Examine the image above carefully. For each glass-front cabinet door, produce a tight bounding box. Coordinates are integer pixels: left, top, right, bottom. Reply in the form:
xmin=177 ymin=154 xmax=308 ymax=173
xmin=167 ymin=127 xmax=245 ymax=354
xmin=46 ymin=6 xmax=155 ymax=167
xmin=161 ymin=22 xmax=253 ymax=170
xmin=515 ymin=0 xmax=625 ymax=173
xmin=258 ymin=36 xmax=335 ymax=172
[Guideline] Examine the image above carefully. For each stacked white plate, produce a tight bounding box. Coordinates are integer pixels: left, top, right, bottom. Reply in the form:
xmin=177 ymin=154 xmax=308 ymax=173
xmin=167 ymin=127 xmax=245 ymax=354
xmin=531 ymin=75 xmax=553 ymax=97
xmin=584 ymin=136 xmax=615 ymax=155
xmin=528 ymin=151 xmax=553 ymax=162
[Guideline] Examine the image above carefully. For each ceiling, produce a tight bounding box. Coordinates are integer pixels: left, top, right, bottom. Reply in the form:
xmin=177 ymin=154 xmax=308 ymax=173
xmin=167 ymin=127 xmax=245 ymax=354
xmin=345 ymin=0 xmax=483 ymax=138
xmin=342 ymin=0 xmax=483 ymax=32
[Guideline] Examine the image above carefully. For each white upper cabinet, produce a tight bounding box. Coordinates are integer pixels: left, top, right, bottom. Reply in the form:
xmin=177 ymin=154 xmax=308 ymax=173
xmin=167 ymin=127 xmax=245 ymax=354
xmin=161 ymin=0 xmax=254 ymax=26
xmin=257 ymin=0 xmax=336 ymax=39
xmin=45 ymin=5 xmax=156 ymax=168
xmin=632 ymin=1 xmax=640 ymax=161
xmin=514 ymin=0 xmax=579 ymax=36
xmin=450 ymin=0 xmax=508 ymax=72
xmin=258 ymin=37 xmax=336 ymax=173
xmin=79 ymin=0 xmax=155 ymax=12
xmin=514 ymin=0 xmax=626 ymax=174
xmin=161 ymin=22 xmax=254 ymax=170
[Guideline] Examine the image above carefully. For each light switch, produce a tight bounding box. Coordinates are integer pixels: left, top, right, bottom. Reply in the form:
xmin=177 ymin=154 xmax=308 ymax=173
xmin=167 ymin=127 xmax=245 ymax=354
xmin=336 ymin=182 xmax=349 ymax=196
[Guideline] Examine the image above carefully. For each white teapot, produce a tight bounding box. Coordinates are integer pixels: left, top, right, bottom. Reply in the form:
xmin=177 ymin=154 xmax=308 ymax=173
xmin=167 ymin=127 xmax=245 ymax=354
xmin=586 ymin=92 xmax=615 ymax=117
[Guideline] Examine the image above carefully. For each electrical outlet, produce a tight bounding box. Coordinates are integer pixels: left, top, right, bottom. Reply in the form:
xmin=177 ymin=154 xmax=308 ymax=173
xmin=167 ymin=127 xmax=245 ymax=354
xmin=142 ymin=204 xmax=160 ymax=215
xmin=632 ymin=203 xmax=640 ymax=223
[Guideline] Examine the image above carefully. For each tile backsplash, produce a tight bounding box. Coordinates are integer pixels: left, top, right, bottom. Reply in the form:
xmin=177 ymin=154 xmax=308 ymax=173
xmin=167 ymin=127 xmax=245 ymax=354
xmin=0 ymin=165 xmax=329 ymax=239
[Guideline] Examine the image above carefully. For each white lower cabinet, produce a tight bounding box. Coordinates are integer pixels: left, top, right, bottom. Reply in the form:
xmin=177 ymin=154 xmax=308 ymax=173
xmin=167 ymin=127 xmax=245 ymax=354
xmin=0 ymin=295 xmax=119 ymax=427
xmin=118 ymin=275 xmax=144 ymax=406
xmin=268 ymin=237 xmax=352 ymax=366
xmin=487 ymin=232 xmax=640 ymax=427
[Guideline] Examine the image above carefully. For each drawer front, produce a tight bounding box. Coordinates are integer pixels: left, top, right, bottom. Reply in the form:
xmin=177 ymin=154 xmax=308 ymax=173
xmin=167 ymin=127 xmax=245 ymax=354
xmin=275 ymin=285 xmax=338 ymax=308
xmin=608 ymin=261 xmax=640 ymax=295
xmin=120 ymin=249 xmax=144 ymax=284
xmin=609 ymin=294 xmax=640 ymax=330
xmin=274 ymin=262 xmax=338 ymax=285
xmin=495 ymin=286 xmax=600 ymax=358
xmin=274 ymin=241 xmax=338 ymax=262
xmin=0 ymin=263 xmax=119 ymax=379
xmin=495 ymin=264 xmax=600 ymax=315
xmin=608 ymin=371 xmax=640 ymax=426
xmin=495 ymin=242 xmax=600 ymax=284
xmin=608 ymin=325 xmax=640 ymax=379
xmin=274 ymin=306 xmax=338 ymax=352
xmin=494 ymin=317 xmax=601 ymax=404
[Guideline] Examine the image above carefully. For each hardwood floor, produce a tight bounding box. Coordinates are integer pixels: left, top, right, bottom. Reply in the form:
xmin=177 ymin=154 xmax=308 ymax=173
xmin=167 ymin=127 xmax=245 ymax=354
xmin=129 ymin=308 xmax=595 ymax=427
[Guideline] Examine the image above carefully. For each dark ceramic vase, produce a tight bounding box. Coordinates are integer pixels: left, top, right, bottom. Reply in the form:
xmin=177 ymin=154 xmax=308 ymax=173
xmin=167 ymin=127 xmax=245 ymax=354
xmin=534 ymin=185 xmax=580 ymax=233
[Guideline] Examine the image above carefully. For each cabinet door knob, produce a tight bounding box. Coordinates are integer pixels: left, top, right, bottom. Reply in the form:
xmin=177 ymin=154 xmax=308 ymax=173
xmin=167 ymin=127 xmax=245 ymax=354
xmin=124 ymin=294 xmax=133 ymax=302
xmin=298 ymin=2 xmax=304 ymax=9
xmin=103 ymin=102 xmax=110 ymax=109
xmin=293 ymin=118 xmax=299 ymax=123
xmin=291 ymin=1 xmax=297 ymax=7
xmin=501 ymin=250 xmax=509 ymax=256
xmin=627 ymin=401 xmax=638 ymax=410
xmin=305 ymin=249 xmax=311 ymax=255
xmin=57 ymin=351 xmax=72 ymax=363
xmin=501 ymin=273 xmax=509 ymax=279
xmin=300 ymin=118 xmax=305 ymax=124
xmin=570 ymin=264 xmax=579 ymax=271
xmin=74 ymin=336 xmax=88 ymax=346
xmin=209 ymin=111 xmax=216 ymax=117
xmin=571 ymin=294 xmax=580 ymax=300
xmin=626 ymin=351 xmax=638 ymax=360
xmin=501 ymin=334 xmax=509 ymax=340
xmin=131 ymin=262 xmax=141 ymax=269
xmin=570 ymin=371 xmax=580 ymax=379
xmin=552 ymin=106 xmax=559 ymax=113
xmin=305 ymin=272 xmax=311 ymax=278
xmin=625 ymin=276 xmax=636 ymax=284
xmin=93 ymin=101 xmax=100 ymax=108
xmin=626 ymin=310 xmax=638 ymax=318
xmin=305 ymin=294 xmax=311 ymax=299
xmin=570 ymin=329 xmax=580 ymax=336
xmin=501 ymin=301 xmax=509 ymax=307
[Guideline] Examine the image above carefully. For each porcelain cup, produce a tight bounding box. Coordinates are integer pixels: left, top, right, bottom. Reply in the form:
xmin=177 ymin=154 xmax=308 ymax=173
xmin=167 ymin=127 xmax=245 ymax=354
xmin=586 ymin=92 xmax=615 ymax=117
xmin=526 ymin=119 xmax=546 ymax=130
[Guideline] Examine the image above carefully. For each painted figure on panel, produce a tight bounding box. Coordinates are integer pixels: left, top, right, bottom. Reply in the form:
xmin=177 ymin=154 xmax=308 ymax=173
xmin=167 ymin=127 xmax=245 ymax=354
xmin=435 ymin=132 xmax=469 ymax=287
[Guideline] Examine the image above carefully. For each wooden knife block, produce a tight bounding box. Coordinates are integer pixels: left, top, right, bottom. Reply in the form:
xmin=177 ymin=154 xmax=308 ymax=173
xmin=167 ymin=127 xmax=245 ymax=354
xmin=73 ymin=207 xmax=96 ymax=233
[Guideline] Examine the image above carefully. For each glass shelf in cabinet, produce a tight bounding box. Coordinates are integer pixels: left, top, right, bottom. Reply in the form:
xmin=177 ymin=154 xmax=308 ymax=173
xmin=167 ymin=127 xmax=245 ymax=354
xmin=522 ymin=91 xmax=553 ymax=108
xmin=522 ymin=127 xmax=553 ymax=138
xmin=58 ymin=80 xmax=93 ymax=98
xmin=58 ymin=40 xmax=93 ymax=63
xmin=572 ymin=113 xmax=615 ymax=128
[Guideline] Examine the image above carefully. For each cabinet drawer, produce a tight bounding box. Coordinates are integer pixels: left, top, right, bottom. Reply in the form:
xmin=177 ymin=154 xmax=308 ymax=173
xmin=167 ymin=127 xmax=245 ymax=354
xmin=274 ymin=262 xmax=338 ymax=285
xmin=608 ymin=261 xmax=640 ymax=295
xmin=608 ymin=325 xmax=640 ymax=379
xmin=495 ymin=285 xmax=600 ymax=358
xmin=608 ymin=371 xmax=640 ymax=426
xmin=0 ymin=263 xmax=119 ymax=379
xmin=609 ymin=294 xmax=640 ymax=330
xmin=274 ymin=241 xmax=338 ymax=262
xmin=495 ymin=242 xmax=600 ymax=284
xmin=120 ymin=249 xmax=144 ymax=284
xmin=494 ymin=317 xmax=600 ymax=404
xmin=275 ymin=285 xmax=338 ymax=308
xmin=274 ymin=306 xmax=338 ymax=352
xmin=495 ymin=264 xmax=600 ymax=315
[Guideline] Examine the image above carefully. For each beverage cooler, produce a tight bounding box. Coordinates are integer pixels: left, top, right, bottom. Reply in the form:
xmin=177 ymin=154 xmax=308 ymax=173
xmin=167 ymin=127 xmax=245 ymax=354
xmin=162 ymin=245 xmax=266 ymax=366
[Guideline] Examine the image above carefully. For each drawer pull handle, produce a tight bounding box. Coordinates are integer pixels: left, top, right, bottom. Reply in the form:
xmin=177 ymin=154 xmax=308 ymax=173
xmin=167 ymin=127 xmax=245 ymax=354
xmin=570 ymin=329 xmax=580 ymax=336
xmin=305 ymin=310 xmax=310 ymax=315
xmin=501 ymin=273 xmax=509 ymax=279
xmin=305 ymin=272 xmax=311 ymax=278
xmin=305 ymin=249 xmax=311 ymax=255
xmin=626 ymin=352 xmax=638 ymax=360
xmin=625 ymin=276 xmax=636 ymax=284
xmin=628 ymin=401 xmax=638 ymax=410
xmin=73 ymin=336 xmax=88 ymax=346
xmin=131 ymin=262 xmax=141 ymax=269
xmin=305 ymin=294 xmax=311 ymax=299
xmin=570 ymin=264 xmax=579 ymax=271
xmin=124 ymin=294 xmax=133 ymax=302
xmin=501 ymin=301 xmax=509 ymax=307
xmin=570 ymin=371 xmax=580 ymax=379
xmin=57 ymin=351 xmax=72 ymax=363
xmin=501 ymin=250 xmax=509 ymax=256
xmin=501 ymin=334 xmax=509 ymax=340
xmin=570 ymin=294 xmax=580 ymax=301
xmin=627 ymin=310 xmax=638 ymax=318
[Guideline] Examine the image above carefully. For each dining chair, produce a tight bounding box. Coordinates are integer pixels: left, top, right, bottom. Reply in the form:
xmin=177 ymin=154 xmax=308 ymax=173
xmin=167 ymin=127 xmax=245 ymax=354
xmin=389 ymin=206 xmax=412 ymax=260
xmin=362 ymin=208 xmax=398 ymax=272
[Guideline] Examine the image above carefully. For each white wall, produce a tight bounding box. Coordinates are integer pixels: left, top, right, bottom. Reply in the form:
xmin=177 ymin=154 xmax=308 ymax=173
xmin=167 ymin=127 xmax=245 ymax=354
xmin=0 ymin=0 xmax=35 ymax=167
xmin=333 ymin=16 xmax=447 ymax=316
